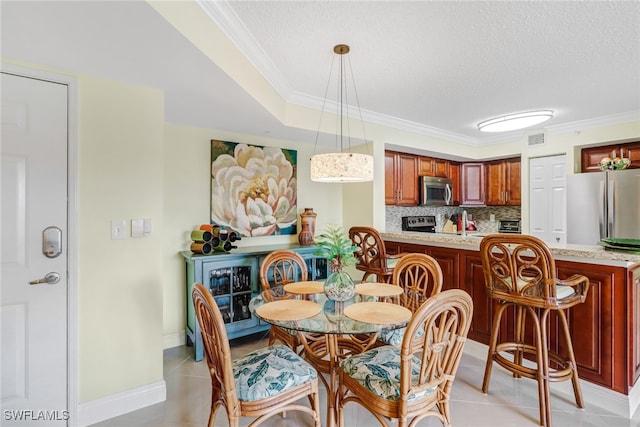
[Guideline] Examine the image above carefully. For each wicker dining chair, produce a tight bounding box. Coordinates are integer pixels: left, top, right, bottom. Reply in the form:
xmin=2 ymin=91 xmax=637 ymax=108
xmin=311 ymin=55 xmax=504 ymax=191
xmin=337 ymin=289 xmax=473 ymax=427
xmin=349 ymin=226 xmax=403 ymax=283
xmin=480 ymin=234 xmax=591 ymax=427
xmin=378 ymin=253 xmax=444 ymax=347
xmin=259 ymin=250 xmax=308 ymax=351
xmin=192 ymin=283 xmax=321 ymax=427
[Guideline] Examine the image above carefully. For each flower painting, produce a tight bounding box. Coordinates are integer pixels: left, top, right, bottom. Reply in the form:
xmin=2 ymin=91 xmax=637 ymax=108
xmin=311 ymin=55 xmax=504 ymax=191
xmin=210 ymin=140 xmax=297 ymax=237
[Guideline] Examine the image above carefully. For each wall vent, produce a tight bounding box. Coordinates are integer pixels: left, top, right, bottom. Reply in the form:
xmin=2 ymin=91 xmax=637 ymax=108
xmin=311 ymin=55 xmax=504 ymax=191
xmin=528 ymin=132 xmax=545 ymax=147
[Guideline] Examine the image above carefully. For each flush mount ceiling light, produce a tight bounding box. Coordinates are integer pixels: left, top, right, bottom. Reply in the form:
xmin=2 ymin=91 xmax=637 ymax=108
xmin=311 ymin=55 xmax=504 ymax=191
xmin=478 ymin=110 xmax=554 ymax=133
xmin=310 ymin=44 xmax=373 ymax=183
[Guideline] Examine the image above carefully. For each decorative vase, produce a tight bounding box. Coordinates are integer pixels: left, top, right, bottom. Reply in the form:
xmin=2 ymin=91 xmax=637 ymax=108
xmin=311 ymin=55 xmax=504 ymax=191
xmin=298 ymin=208 xmax=317 ymax=246
xmin=323 ymin=269 xmax=355 ymax=301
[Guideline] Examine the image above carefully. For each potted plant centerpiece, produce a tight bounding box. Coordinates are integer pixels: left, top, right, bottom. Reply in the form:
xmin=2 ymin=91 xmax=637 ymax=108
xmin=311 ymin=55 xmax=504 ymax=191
xmin=314 ymin=224 xmax=358 ymax=301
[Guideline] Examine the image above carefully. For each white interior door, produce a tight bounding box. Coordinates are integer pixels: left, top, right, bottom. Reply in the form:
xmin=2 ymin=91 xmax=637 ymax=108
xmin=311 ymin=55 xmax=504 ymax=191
xmin=1 ymin=72 xmax=69 ymax=425
xmin=529 ymin=154 xmax=567 ymax=244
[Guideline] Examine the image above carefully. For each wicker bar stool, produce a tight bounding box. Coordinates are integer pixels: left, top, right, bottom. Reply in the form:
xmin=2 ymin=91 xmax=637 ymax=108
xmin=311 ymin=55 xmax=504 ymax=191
xmin=349 ymin=226 xmax=403 ymax=283
xmin=480 ymin=234 xmax=591 ymax=427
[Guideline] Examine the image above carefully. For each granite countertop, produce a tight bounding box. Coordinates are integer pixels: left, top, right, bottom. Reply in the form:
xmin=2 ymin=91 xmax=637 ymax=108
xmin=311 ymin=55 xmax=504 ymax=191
xmin=382 ymin=231 xmax=640 ymax=267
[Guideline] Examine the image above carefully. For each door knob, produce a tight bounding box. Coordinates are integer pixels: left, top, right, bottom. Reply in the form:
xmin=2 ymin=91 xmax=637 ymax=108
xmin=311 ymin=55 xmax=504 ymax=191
xmin=29 ymin=272 xmax=60 ymax=285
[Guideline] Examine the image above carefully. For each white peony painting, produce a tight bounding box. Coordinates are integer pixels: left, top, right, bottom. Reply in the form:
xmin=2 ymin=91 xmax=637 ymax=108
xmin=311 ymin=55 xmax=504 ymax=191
xmin=210 ymin=140 xmax=297 ymax=237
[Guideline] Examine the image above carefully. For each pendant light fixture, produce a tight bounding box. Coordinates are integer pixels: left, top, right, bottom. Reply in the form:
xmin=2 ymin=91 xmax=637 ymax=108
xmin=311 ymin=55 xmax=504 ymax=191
xmin=310 ymin=44 xmax=373 ymax=183
xmin=478 ymin=110 xmax=554 ymax=133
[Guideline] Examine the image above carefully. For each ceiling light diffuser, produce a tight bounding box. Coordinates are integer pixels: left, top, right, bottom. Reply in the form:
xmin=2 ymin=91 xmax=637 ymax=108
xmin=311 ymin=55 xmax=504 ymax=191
xmin=478 ymin=110 xmax=554 ymax=133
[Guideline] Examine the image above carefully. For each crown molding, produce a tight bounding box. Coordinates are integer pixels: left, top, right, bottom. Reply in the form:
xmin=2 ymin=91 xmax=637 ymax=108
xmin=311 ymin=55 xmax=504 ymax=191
xmin=289 ymin=91 xmax=478 ymax=146
xmin=196 ymin=0 xmax=293 ymax=100
xmin=545 ymin=110 xmax=640 ymax=134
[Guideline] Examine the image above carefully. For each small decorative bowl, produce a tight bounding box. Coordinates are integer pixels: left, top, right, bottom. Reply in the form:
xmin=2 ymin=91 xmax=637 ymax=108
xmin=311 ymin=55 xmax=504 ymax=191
xmin=599 ymin=157 xmax=630 ymax=171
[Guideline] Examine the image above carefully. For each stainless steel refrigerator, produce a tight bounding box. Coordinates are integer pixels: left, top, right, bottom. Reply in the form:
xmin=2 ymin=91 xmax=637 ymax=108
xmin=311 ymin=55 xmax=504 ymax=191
xmin=567 ymin=169 xmax=640 ymax=245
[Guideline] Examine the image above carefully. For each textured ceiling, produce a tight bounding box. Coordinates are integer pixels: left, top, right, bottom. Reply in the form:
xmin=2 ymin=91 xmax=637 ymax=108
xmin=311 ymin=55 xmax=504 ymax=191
xmin=2 ymin=1 xmax=639 ymax=149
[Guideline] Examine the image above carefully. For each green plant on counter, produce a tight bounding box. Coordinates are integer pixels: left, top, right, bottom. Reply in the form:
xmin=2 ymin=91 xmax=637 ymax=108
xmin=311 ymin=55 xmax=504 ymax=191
xmin=313 ymin=224 xmax=358 ymax=272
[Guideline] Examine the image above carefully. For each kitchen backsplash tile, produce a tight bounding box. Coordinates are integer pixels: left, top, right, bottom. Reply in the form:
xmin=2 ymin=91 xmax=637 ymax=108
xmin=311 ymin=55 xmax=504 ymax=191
xmin=385 ymin=205 xmax=521 ymax=234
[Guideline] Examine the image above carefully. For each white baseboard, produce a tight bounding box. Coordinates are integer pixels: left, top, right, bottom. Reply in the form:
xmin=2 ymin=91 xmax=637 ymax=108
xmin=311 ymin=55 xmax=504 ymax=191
xmin=163 ymin=331 xmax=185 ymax=349
xmin=463 ymin=341 xmax=639 ymax=418
xmin=77 ymin=380 xmax=166 ymax=427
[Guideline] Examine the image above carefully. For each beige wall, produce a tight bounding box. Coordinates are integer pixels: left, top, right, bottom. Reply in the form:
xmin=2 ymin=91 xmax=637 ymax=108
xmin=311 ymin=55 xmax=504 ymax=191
xmin=77 ymin=76 xmax=165 ymax=402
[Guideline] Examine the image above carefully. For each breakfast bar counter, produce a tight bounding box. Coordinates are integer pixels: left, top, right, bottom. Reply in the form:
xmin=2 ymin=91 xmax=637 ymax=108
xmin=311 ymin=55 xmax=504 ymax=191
xmin=382 ymin=231 xmax=640 ymax=266
xmin=381 ymin=231 xmax=640 ymax=418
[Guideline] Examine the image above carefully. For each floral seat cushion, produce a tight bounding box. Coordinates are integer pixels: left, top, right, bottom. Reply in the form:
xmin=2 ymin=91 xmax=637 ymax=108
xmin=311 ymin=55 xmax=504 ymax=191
xmin=339 ymin=345 xmax=436 ymax=402
xmin=388 ymin=257 xmax=400 ymax=268
xmin=378 ymin=325 xmax=424 ymax=347
xmin=233 ymin=344 xmax=317 ymax=402
xmin=503 ymin=277 xmax=576 ymax=300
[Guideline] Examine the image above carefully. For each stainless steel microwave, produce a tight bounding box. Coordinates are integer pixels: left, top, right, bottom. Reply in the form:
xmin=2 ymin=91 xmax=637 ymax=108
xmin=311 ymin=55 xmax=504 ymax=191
xmin=420 ymin=176 xmax=453 ymax=206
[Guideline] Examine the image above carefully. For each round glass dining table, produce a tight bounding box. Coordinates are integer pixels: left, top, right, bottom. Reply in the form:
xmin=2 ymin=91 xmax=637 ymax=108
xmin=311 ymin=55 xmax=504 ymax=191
xmin=250 ymin=282 xmax=421 ymax=427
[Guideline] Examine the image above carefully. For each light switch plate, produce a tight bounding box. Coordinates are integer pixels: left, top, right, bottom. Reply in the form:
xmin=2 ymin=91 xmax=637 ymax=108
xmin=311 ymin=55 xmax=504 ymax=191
xmin=143 ymin=218 xmax=152 ymax=236
xmin=111 ymin=220 xmax=126 ymax=240
xmin=131 ymin=218 xmax=144 ymax=238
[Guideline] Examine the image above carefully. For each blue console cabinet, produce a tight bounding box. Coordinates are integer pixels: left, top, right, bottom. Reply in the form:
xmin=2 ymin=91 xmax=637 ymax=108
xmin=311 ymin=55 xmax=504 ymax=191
xmin=181 ymin=244 xmax=328 ymax=361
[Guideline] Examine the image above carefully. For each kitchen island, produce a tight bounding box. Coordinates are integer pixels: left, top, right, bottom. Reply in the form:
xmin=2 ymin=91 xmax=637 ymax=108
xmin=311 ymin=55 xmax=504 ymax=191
xmin=382 ymin=231 xmax=640 ymax=418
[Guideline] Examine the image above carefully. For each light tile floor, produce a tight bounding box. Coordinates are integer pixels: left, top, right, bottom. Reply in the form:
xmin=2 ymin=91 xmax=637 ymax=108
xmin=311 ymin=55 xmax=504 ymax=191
xmin=91 ymin=332 xmax=640 ymax=427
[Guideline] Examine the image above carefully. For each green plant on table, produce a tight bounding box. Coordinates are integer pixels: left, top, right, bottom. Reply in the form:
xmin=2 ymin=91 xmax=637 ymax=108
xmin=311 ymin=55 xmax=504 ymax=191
xmin=313 ymin=224 xmax=358 ymax=273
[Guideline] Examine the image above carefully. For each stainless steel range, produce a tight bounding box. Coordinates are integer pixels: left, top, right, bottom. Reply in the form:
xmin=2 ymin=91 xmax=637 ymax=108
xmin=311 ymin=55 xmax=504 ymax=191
xmin=402 ymin=215 xmax=436 ymax=233
xmin=498 ymin=219 xmax=521 ymax=234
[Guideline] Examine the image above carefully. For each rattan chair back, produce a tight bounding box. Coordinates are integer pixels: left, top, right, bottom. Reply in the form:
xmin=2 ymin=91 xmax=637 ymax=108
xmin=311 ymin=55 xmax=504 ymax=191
xmin=393 ymin=253 xmax=443 ymax=312
xmin=349 ymin=226 xmax=397 ymax=283
xmin=259 ymin=250 xmax=308 ymax=302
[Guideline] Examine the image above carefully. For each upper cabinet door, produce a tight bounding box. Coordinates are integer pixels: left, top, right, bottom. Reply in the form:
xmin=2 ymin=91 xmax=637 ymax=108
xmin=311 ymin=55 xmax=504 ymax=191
xmin=581 ymin=141 xmax=640 ymax=172
xmin=505 ymin=158 xmax=521 ymax=206
xmin=620 ymin=141 xmax=640 ymax=169
xmin=384 ymin=152 xmax=397 ymax=205
xmin=448 ymin=162 xmax=461 ymax=205
xmin=396 ymin=153 xmax=419 ymax=206
xmin=385 ymin=151 xmax=418 ymax=206
xmin=485 ymin=158 xmax=521 ymax=206
xmin=418 ymin=156 xmax=449 ymax=177
xmin=581 ymin=146 xmax=617 ymax=173
xmin=461 ymin=163 xmax=485 ymax=206
xmin=485 ymin=162 xmax=504 ymax=206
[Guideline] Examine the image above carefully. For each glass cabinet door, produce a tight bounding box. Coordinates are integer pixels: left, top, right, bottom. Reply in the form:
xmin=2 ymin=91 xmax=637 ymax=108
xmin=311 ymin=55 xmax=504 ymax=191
xmin=203 ymin=258 xmax=258 ymax=332
xmin=302 ymin=256 xmax=329 ymax=281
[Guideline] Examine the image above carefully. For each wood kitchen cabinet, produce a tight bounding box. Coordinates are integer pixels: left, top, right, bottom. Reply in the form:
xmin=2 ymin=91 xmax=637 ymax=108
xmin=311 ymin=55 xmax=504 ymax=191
xmin=581 ymin=141 xmax=640 ymax=172
xmin=428 ymin=246 xmax=461 ymax=291
xmin=385 ymin=151 xmax=419 ymax=206
xmin=485 ymin=157 xmax=521 ymax=206
xmin=418 ymin=156 xmax=449 ymax=177
xmin=554 ymin=261 xmax=628 ymax=392
xmin=460 ymin=163 xmax=486 ymax=206
xmin=631 ymin=265 xmax=640 ymax=387
xmin=448 ymin=162 xmax=461 ymax=205
xmin=383 ymin=239 xmax=639 ymax=393
xmin=461 ymin=252 xmax=495 ymax=344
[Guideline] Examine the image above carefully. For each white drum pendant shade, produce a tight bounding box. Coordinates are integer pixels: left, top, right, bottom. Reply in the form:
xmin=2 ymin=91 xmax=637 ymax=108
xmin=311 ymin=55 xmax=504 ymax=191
xmin=310 ymin=152 xmax=373 ymax=182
